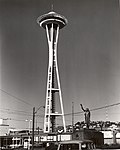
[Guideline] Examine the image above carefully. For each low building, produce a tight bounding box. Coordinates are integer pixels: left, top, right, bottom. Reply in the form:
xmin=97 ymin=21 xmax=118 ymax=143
xmin=0 ymin=136 xmax=12 ymax=149
xmin=72 ymin=128 xmax=104 ymax=147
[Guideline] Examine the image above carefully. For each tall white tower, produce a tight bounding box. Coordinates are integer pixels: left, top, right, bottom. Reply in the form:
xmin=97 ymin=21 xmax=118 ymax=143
xmin=37 ymin=11 xmax=67 ymax=133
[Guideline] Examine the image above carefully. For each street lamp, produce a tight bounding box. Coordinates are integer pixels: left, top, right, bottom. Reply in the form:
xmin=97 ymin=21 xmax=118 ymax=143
xmin=32 ymin=106 xmax=45 ymax=150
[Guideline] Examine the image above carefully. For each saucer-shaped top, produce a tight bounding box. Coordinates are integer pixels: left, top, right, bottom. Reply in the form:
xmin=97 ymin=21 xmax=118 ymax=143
xmin=37 ymin=11 xmax=68 ymax=29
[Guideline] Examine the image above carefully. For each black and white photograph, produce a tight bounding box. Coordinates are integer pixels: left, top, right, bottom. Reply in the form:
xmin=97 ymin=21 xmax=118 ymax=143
xmin=0 ymin=0 xmax=120 ymax=149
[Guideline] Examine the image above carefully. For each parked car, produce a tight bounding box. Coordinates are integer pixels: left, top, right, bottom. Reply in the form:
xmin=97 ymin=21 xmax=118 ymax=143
xmin=57 ymin=140 xmax=96 ymax=150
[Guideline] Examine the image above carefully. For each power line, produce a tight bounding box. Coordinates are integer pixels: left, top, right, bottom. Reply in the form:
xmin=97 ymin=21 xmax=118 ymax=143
xmin=90 ymin=102 xmax=120 ymax=112
xmin=0 ymin=107 xmax=32 ymax=114
xmin=1 ymin=102 xmax=119 ymax=120
xmin=0 ymin=88 xmax=32 ymax=107
xmin=0 ymin=108 xmax=44 ymax=118
xmin=0 ymin=107 xmax=44 ymax=117
xmin=0 ymin=110 xmax=32 ymax=116
xmin=64 ymin=102 xmax=120 ymax=116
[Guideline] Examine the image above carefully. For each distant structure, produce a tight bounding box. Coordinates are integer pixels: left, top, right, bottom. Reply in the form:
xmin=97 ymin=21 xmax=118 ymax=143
xmin=37 ymin=11 xmax=67 ymax=133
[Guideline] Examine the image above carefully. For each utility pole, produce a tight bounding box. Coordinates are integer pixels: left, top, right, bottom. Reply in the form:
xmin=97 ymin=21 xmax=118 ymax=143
xmin=32 ymin=107 xmax=35 ymax=150
xmin=32 ymin=106 xmax=45 ymax=150
xmin=72 ymin=102 xmax=74 ymax=133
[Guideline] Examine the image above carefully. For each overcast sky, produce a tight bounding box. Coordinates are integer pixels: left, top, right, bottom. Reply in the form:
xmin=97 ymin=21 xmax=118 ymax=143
xmin=0 ymin=0 xmax=120 ymax=130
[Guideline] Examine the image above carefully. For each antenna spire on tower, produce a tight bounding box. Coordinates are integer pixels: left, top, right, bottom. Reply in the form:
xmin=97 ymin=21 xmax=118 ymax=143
xmin=51 ymin=4 xmax=54 ymax=11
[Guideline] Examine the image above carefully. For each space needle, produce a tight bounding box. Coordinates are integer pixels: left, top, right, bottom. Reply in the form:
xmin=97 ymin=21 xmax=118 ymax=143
xmin=37 ymin=11 xmax=67 ymax=133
